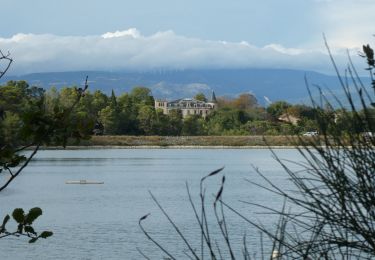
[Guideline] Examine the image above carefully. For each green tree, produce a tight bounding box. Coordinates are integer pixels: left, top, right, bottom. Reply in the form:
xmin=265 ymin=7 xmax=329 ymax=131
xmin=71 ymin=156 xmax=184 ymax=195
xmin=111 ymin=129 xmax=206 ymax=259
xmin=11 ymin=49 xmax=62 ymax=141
xmin=45 ymin=86 xmax=96 ymax=139
xmin=130 ymin=86 xmax=154 ymax=106
xmin=0 ymin=53 xmax=86 ymax=243
xmin=153 ymin=109 xmax=171 ymax=135
xmin=0 ymin=78 xmax=91 ymax=191
xmin=266 ymin=100 xmax=291 ymax=119
xmin=59 ymin=87 xmax=80 ymax=109
xmin=92 ymin=90 xmax=109 ymax=115
xmin=194 ymin=92 xmax=207 ymax=102
xmin=182 ymin=115 xmax=206 ymax=135
xmin=44 ymin=87 xmax=60 ymax=115
xmin=297 ymin=117 xmax=319 ymax=132
xmin=232 ymin=93 xmax=258 ymax=110
xmin=98 ymin=105 xmax=120 ymax=135
xmin=286 ymin=104 xmax=316 ymax=120
xmin=117 ymin=92 xmax=139 ymax=134
xmin=206 ymin=108 xmax=245 ymax=135
xmin=137 ymin=105 xmax=157 ymax=135
xmin=166 ymin=109 xmax=183 ymax=135
xmin=110 ymin=89 xmax=117 ymax=108
xmin=1 ymin=112 xmax=21 ymax=143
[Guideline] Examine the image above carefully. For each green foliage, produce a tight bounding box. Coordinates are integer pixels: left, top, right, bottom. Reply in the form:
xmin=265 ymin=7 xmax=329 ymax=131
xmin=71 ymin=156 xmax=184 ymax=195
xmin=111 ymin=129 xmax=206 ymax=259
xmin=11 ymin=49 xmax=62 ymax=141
xmin=110 ymin=89 xmax=117 ymax=108
xmin=194 ymin=92 xmax=207 ymax=102
xmin=137 ymin=105 xmax=157 ymax=135
xmin=2 ymin=79 xmax=368 ymax=142
xmin=27 ymin=84 xmax=373 ymax=137
xmin=59 ymin=87 xmax=80 ymax=109
xmin=0 ymin=207 xmax=53 ymax=243
xmin=92 ymin=90 xmax=109 ymax=113
xmin=99 ymin=105 xmax=120 ymax=135
xmin=0 ymin=78 xmax=92 ymax=191
xmin=241 ymin=120 xmax=278 ymax=135
xmin=206 ymin=108 xmax=250 ymax=135
xmin=182 ymin=115 xmax=206 ymax=136
xmin=166 ymin=109 xmax=183 ymax=135
xmin=39 ymin=231 xmax=53 ymax=239
xmin=12 ymin=208 xmax=25 ymax=223
xmin=25 ymin=207 xmax=42 ymax=224
xmin=130 ymin=86 xmax=154 ymax=106
xmin=266 ymin=100 xmax=291 ymax=119
xmin=286 ymin=104 xmax=317 ymax=119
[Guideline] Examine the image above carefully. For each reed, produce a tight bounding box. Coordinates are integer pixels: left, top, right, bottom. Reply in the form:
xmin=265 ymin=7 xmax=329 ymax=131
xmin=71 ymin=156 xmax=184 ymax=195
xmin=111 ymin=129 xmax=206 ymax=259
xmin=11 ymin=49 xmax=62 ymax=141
xmin=138 ymin=40 xmax=375 ymax=259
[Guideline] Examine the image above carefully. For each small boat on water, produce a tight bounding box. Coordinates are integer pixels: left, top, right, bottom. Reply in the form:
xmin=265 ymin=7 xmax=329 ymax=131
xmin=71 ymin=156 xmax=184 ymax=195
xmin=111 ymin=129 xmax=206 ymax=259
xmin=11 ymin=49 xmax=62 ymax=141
xmin=65 ymin=180 xmax=104 ymax=185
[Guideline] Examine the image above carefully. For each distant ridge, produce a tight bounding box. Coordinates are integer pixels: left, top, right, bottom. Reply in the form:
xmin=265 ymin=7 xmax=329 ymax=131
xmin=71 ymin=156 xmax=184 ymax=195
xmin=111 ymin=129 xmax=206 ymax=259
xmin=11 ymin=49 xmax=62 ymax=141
xmin=1 ymin=68 xmax=369 ymax=104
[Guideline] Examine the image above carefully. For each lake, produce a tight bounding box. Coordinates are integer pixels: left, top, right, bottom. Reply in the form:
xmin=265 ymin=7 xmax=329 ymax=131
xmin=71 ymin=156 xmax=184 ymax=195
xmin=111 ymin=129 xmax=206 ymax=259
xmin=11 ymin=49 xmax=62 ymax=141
xmin=0 ymin=148 xmax=303 ymax=259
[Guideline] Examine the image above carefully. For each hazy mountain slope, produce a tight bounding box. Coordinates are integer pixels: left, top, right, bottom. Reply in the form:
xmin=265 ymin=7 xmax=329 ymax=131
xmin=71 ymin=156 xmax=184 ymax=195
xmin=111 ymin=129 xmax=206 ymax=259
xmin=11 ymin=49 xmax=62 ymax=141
xmin=2 ymin=69 xmax=368 ymax=104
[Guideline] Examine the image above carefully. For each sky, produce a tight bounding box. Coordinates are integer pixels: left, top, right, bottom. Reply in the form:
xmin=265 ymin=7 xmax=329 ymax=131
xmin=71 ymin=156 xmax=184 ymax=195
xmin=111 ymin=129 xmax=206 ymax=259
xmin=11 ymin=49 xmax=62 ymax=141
xmin=0 ymin=0 xmax=374 ymax=75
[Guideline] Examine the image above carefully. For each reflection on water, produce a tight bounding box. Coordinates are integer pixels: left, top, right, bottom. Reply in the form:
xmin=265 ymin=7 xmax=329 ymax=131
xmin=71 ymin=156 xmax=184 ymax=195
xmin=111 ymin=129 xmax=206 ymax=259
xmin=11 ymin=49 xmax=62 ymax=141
xmin=0 ymin=149 xmax=303 ymax=259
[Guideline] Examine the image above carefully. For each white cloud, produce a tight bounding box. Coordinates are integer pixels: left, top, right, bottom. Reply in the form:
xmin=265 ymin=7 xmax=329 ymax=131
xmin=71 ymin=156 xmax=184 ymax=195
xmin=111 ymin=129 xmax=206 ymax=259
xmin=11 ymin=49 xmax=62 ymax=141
xmin=0 ymin=29 xmax=366 ymax=75
xmin=315 ymin=0 xmax=375 ymax=48
xmin=101 ymin=28 xmax=141 ymax=39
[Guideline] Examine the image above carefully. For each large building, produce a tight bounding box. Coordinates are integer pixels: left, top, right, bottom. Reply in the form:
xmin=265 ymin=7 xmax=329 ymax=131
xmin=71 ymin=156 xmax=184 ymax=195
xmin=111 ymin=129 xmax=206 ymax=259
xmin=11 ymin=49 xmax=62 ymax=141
xmin=155 ymin=91 xmax=217 ymax=118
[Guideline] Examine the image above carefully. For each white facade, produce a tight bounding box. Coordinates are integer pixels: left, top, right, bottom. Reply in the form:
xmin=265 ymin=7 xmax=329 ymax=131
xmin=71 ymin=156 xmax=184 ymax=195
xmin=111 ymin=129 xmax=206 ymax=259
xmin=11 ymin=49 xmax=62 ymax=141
xmin=155 ymin=92 xmax=218 ymax=118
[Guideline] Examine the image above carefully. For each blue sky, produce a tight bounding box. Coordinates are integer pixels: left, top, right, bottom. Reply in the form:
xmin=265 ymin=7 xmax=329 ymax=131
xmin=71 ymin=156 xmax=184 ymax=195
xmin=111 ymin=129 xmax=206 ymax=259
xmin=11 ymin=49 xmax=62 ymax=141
xmin=1 ymin=0 xmax=320 ymax=46
xmin=0 ymin=0 xmax=374 ymax=74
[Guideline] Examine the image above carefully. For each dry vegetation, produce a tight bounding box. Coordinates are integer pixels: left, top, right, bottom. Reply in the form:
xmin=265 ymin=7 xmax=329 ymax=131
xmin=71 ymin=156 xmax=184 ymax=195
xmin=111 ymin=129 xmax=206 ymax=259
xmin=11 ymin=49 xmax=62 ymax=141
xmin=71 ymin=135 xmax=319 ymax=147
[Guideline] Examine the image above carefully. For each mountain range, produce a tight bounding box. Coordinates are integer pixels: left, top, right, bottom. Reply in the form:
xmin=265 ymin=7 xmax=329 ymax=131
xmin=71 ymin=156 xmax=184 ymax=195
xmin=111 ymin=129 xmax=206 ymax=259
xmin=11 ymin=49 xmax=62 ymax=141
xmin=2 ymin=68 xmax=369 ymax=105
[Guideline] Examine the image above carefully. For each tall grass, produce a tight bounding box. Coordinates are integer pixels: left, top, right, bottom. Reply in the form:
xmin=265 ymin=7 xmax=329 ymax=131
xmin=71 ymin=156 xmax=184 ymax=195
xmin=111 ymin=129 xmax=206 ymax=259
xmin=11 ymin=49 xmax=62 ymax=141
xmin=139 ymin=40 xmax=375 ymax=259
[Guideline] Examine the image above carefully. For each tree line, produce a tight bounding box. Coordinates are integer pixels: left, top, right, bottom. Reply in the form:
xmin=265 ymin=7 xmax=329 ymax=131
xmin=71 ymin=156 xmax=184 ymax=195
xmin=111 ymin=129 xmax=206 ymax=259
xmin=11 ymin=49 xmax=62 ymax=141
xmin=1 ymin=80 xmax=374 ymax=139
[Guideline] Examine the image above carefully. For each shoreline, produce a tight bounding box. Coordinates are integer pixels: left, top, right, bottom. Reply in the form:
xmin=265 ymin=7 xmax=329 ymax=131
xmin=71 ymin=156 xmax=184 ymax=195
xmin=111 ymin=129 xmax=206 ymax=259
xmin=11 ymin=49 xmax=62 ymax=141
xmin=39 ymin=145 xmax=305 ymax=150
xmin=36 ymin=135 xmax=320 ymax=149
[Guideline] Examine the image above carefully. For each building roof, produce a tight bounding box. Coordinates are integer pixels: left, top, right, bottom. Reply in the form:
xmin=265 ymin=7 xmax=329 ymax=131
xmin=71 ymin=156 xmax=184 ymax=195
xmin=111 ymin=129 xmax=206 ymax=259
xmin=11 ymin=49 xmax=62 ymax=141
xmin=165 ymin=98 xmax=213 ymax=109
xmin=278 ymin=113 xmax=300 ymax=125
xmin=210 ymin=90 xmax=217 ymax=103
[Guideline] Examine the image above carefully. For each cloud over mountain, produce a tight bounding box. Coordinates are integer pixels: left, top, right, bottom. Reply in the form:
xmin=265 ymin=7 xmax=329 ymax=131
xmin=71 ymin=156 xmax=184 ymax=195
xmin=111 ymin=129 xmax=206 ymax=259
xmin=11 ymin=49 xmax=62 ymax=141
xmin=0 ymin=28 xmax=364 ymax=75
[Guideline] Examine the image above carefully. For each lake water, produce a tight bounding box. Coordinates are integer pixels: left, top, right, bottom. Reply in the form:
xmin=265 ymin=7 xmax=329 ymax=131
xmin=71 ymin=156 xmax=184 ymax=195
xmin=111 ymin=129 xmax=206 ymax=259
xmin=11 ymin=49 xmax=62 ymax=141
xmin=0 ymin=148 xmax=304 ymax=259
